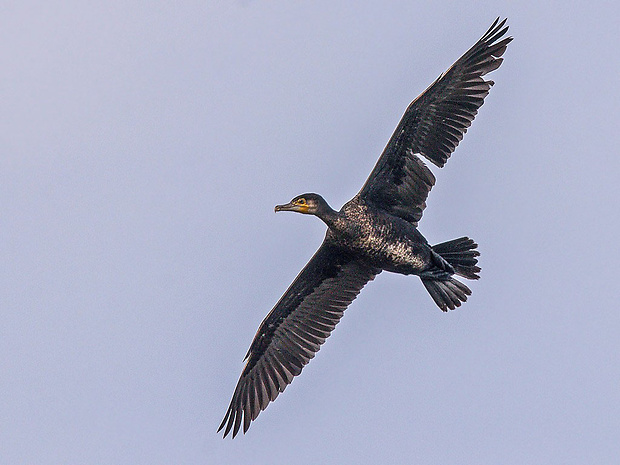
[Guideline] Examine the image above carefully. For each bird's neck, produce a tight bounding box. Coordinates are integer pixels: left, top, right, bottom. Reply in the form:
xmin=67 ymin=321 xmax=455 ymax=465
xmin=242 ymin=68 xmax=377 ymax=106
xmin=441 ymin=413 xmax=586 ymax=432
xmin=315 ymin=204 xmax=340 ymax=229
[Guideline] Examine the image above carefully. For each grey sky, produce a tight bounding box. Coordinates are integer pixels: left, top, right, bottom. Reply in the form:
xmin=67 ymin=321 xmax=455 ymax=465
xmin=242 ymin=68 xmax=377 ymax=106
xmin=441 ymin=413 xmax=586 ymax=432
xmin=2 ymin=1 xmax=619 ymax=464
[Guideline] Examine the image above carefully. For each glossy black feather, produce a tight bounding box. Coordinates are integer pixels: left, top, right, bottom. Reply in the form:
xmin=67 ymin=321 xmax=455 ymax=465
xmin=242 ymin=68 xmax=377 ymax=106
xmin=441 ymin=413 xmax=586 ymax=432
xmin=218 ymin=241 xmax=379 ymax=438
xmin=359 ymin=17 xmax=512 ymax=225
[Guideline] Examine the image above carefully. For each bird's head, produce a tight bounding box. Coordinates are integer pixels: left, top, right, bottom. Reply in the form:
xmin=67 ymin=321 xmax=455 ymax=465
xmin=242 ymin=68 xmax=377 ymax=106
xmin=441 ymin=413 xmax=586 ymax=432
xmin=274 ymin=193 xmax=328 ymax=216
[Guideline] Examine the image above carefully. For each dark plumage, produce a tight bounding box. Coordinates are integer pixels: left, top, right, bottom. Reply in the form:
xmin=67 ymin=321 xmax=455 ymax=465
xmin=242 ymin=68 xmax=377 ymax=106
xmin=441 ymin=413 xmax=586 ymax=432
xmin=219 ymin=18 xmax=512 ymax=438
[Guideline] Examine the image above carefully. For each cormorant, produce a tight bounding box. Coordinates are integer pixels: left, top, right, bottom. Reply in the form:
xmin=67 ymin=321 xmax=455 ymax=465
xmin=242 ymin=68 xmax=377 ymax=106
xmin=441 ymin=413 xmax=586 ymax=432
xmin=219 ymin=18 xmax=511 ymax=438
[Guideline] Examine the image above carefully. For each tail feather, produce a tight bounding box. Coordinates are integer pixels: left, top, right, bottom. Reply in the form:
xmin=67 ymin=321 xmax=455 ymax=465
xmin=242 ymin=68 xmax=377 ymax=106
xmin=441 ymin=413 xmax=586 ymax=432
xmin=432 ymin=237 xmax=480 ymax=279
xmin=422 ymin=237 xmax=480 ymax=311
xmin=422 ymin=277 xmax=472 ymax=311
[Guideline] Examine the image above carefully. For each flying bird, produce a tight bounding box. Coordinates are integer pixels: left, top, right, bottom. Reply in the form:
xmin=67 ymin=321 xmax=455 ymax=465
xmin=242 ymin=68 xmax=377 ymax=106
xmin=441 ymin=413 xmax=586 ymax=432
xmin=219 ymin=18 xmax=511 ymax=438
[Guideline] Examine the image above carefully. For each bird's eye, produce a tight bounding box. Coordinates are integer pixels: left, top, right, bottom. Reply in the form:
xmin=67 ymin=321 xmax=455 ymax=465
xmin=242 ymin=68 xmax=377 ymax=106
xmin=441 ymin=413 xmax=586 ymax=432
xmin=296 ymin=198 xmax=306 ymax=205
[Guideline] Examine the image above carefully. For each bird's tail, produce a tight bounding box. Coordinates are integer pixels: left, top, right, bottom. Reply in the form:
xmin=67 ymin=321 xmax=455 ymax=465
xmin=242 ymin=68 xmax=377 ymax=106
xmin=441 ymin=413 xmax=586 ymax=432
xmin=432 ymin=237 xmax=480 ymax=279
xmin=421 ymin=237 xmax=480 ymax=311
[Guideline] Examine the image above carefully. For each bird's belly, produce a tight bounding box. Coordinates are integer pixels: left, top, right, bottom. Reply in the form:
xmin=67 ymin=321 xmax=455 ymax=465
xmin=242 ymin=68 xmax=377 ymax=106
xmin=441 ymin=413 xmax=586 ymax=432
xmin=351 ymin=233 xmax=429 ymax=274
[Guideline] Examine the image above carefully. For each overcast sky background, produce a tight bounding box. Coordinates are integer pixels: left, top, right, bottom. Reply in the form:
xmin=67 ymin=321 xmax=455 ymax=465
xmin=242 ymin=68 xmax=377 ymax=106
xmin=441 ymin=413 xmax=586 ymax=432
xmin=2 ymin=1 xmax=619 ymax=464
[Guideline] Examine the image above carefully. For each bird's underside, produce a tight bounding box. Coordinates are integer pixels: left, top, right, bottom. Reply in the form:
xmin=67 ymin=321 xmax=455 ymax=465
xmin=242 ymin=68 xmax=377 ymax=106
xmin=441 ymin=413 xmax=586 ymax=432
xmin=219 ymin=18 xmax=511 ymax=438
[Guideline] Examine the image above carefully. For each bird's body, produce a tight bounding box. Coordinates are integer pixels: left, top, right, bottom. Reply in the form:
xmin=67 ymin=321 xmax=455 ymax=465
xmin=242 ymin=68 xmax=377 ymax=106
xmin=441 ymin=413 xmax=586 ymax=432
xmin=325 ymin=197 xmax=432 ymax=274
xmin=219 ymin=18 xmax=512 ymax=438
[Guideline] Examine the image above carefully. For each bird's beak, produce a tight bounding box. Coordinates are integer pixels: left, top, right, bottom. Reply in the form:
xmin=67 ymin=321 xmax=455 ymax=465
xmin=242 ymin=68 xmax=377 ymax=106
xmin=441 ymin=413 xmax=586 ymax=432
xmin=275 ymin=202 xmax=309 ymax=213
xmin=274 ymin=202 xmax=294 ymax=213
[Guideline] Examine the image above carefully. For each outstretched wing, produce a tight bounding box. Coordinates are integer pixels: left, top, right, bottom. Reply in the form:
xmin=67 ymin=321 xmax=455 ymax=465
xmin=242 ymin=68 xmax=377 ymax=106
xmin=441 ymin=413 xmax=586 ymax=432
xmin=359 ymin=18 xmax=512 ymax=225
xmin=218 ymin=241 xmax=379 ymax=438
